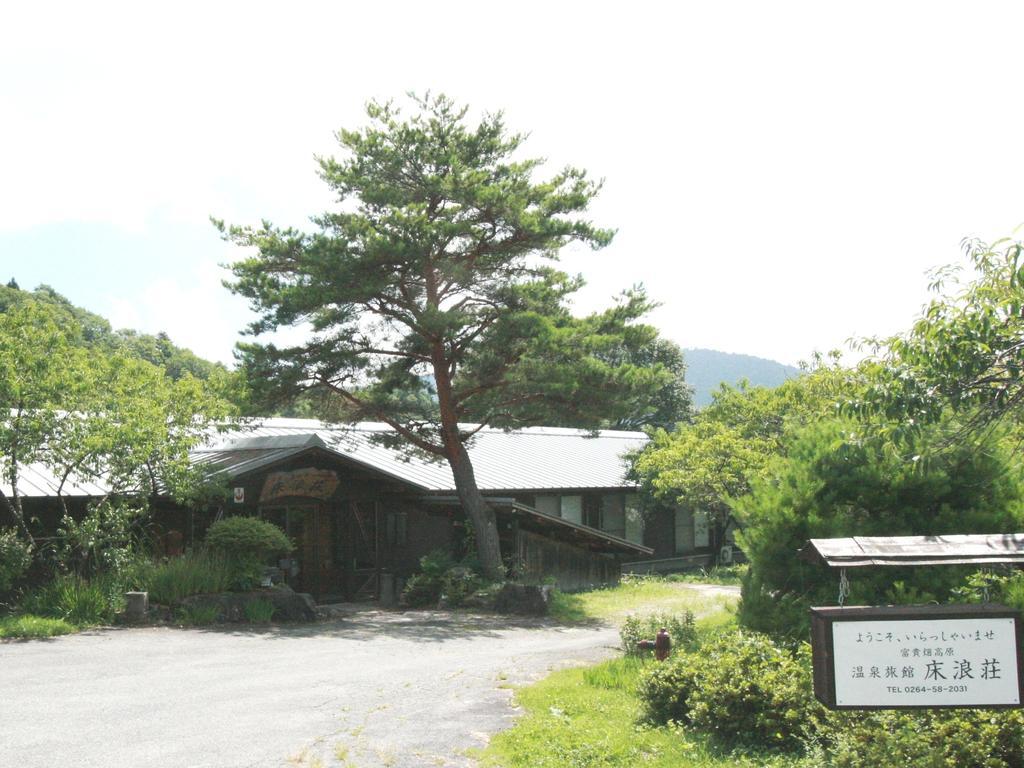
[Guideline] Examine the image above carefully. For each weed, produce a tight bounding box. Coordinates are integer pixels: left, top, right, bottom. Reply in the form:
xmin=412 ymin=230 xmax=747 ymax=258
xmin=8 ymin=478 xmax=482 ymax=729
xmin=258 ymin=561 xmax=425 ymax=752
xmin=243 ymin=598 xmax=275 ymax=623
xmin=179 ymin=603 xmax=220 ymax=625
xmin=0 ymin=614 xmax=75 ymax=639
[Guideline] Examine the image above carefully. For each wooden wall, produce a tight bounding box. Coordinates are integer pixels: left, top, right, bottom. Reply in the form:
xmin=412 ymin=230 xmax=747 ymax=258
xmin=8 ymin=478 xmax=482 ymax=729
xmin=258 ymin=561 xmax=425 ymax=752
xmin=515 ymin=529 xmax=619 ymax=591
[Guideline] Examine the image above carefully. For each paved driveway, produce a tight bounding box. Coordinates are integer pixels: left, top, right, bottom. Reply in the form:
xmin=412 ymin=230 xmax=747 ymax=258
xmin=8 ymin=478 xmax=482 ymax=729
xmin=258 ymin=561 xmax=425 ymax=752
xmin=0 ymin=610 xmax=619 ymax=768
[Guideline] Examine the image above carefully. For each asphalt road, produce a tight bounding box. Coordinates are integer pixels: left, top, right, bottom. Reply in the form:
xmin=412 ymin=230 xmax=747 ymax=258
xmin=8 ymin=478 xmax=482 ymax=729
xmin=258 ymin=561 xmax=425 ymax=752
xmin=0 ymin=609 xmax=619 ymax=768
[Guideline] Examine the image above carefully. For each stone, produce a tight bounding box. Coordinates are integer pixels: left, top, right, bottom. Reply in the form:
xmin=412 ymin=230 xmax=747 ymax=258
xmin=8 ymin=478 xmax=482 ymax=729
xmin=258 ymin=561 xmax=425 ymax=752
xmin=492 ymin=583 xmax=553 ymax=616
xmin=178 ymin=585 xmax=317 ymax=623
xmin=124 ymin=591 xmax=149 ymax=622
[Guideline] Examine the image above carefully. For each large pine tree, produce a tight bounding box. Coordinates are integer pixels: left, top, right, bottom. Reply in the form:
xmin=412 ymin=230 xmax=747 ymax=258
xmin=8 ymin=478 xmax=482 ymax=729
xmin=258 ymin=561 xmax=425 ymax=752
xmin=219 ymin=95 xmax=672 ymax=579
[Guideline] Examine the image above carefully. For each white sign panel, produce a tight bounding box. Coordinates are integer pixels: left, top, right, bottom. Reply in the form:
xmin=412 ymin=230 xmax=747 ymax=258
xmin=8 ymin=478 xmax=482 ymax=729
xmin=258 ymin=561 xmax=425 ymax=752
xmin=832 ymin=617 xmax=1020 ymax=707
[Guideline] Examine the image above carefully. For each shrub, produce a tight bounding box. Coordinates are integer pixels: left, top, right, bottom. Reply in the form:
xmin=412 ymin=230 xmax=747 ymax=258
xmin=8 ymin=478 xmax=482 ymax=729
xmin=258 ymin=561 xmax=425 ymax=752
xmin=637 ymin=647 xmax=703 ymax=725
xmin=0 ymin=528 xmax=32 ymax=598
xmin=620 ymin=611 xmax=696 ymax=656
xmin=733 ymin=419 xmax=1024 ymax=635
xmin=205 ymin=516 xmax=293 ymax=561
xmin=22 ymin=574 xmax=116 ymax=626
xmin=243 ymin=598 xmax=275 ymax=623
xmin=135 ymin=551 xmax=235 ymax=605
xmin=401 ymin=549 xmax=458 ymax=607
xmin=639 ymin=630 xmax=826 ymax=751
xmin=205 ymin=517 xmax=292 ymax=590
xmin=55 ymin=500 xmax=147 ymax=579
xmin=829 ymin=709 xmax=1024 ymax=768
xmin=440 ymin=566 xmax=487 ymax=608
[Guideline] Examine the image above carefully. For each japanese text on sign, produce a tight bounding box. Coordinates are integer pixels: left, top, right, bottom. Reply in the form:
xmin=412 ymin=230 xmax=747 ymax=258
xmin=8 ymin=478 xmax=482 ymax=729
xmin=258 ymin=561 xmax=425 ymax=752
xmin=833 ymin=618 xmax=1019 ymax=707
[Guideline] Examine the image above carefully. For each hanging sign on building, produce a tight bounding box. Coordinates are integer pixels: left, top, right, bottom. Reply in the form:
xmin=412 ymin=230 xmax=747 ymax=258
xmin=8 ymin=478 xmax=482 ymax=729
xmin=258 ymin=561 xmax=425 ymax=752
xmin=810 ymin=604 xmax=1023 ymax=709
xmin=260 ymin=468 xmax=339 ymax=502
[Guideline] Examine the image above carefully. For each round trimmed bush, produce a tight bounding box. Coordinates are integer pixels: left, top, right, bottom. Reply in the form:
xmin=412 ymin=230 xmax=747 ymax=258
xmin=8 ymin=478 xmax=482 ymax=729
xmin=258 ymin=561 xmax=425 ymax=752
xmin=204 ymin=516 xmax=293 ymax=561
xmin=204 ymin=517 xmax=293 ymax=591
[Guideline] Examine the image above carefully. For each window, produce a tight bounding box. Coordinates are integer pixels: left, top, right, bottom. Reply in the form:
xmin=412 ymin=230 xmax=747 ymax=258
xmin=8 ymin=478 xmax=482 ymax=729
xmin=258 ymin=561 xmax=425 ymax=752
xmin=694 ymin=510 xmax=710 ymax=548
xmin=560 ymin=495 xmax=583 ymax=525
xmin=674 ymin=508 xmax=694 ymax=554
xmin=534 ymin=495 xmax=560 ymax=517
xmin=624 ymin=494 xmax=644 ymax=545
xmin=600 ymin=494 xmax=625 ymax=539
xmin=386 ymin=511 xmax=407 ymax=546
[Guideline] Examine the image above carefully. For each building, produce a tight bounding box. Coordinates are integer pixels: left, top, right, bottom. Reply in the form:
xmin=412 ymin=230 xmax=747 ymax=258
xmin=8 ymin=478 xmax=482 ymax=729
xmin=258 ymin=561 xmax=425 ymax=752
xmin=5 ymin=418 xmax=724 ymax=599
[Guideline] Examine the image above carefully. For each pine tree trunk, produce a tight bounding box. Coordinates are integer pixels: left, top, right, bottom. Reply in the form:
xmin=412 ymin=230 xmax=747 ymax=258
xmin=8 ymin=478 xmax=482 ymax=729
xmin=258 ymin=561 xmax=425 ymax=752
xmin=445 ymin=440 xmax=504 ymax=582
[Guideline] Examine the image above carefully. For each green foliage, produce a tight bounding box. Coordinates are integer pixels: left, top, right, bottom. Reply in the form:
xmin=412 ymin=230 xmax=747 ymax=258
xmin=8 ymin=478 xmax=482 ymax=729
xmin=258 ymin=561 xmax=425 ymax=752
xmin=54 ymin=500 xmax=147 ymax=579
xmin=548 ymin=575 xmax=737 ymax=625
xmin=639 ymin=632 xmax=825 ymax=751
xmin=620 ymin=611 xmax=696 ymax=656
xmin=855 ymin=235 xmax=1024 ymax=435
xmin=401 ymin=549 xmax=480 ymax=607
xmin=829 ymin=709 xmax=1024 ymax=768
xmin=665 ymin=564 xmax=747 ymax=586
xmin=243 ymin=598 xmax=276 ymax=623
xmin=21 ymin=573 xmax=119 ymax=625
xmin=0 ymin=527 xmax=32 ymax=598
xmin=734 ymin=418 xmax=1024 ymax=634
xmin=637 ymin=646 xmax=703 ymax=725
xmin=204 ymin=517 xmax=292 ymax=561
xmin=205 ymin=517 xmax=293 ymax=591
xmin=483 ymin=651 xmax=817 ymax=768
xmin=632 ymin=360 xmax=857 ymax=531
xmin=179 ymin=602 xmax=220 ymax=625
xmin=0 ymin=298 xmax=233 ymax=553
xmin=0 ymin=614 xmax=75 ymax=639
xmin=132 ymin=551 xmax=235 ymax=605
xmin=0 ymin=282 xmax=228 ymax=383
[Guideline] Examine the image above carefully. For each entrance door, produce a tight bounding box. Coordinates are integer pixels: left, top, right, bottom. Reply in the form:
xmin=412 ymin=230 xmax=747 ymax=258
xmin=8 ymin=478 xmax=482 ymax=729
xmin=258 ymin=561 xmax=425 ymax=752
xmin=335 ymin=500 xmax=379 ymax=601
xmin=261 ymin=505 xmax=339 ymax=599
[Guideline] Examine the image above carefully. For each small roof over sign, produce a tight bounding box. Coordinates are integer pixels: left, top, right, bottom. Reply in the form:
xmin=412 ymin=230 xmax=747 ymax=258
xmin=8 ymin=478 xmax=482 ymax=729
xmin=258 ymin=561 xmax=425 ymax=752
xmin=799 ymin=534 xmax=1024 ymax=568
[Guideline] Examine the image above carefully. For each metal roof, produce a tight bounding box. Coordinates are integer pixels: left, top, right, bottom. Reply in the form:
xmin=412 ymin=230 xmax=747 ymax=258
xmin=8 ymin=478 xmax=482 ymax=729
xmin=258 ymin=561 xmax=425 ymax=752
xmin=800 ymin=534 xmax=1024 ymax=568
xmin=0 ymin=461 xmax=109 ymax=499
xmin=10 ymin=419 xmax=648 ymax=499
xmin=191 ymin=419 xmax=649 ymax=493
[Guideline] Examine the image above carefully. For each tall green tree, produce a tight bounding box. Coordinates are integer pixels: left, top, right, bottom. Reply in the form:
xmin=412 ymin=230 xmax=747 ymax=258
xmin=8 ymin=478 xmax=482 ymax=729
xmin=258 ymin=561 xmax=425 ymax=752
xmin=734 ymin=417 xmax=1024 ymax=634
xmin=858 ymin=234 xmax=1024 ymax=435
xmin=219 ymin=94 xmax=671 ymax=578
xmin=0 ymin=300 xmax=232 ymax=549
xmin=632 ymin=358 xmax=855 ymax=536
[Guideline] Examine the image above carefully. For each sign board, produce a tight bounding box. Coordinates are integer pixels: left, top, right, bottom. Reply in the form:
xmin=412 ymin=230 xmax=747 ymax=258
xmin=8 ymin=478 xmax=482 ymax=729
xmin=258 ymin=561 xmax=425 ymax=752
xmin=260 ymin=468 xmax=339 ymax=502
xmin=233 ymin=487 xmax=245 ymax=504
xmin=810 ymin=604 xmax=1023 ymax=709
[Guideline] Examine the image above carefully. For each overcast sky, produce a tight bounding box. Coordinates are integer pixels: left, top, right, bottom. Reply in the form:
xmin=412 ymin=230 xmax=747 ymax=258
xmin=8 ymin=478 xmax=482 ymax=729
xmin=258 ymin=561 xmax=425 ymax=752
xmin=2 ymin=1 xmax=1023 ymax=368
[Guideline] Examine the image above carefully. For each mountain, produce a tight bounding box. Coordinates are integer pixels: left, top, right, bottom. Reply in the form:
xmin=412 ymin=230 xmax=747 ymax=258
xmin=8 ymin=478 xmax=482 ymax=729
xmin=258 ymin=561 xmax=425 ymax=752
xmin=683 ymin=348 xmax=800 ymax=408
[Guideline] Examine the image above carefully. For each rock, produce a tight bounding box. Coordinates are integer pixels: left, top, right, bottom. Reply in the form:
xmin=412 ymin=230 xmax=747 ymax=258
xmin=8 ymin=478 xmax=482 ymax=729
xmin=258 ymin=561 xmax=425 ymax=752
xmin=124 ymin=591 xmax=149 ymax=622
xmin=178 ymin=586 xmax=317 ymax=623
xmin=493 ymin=583 xmax=553 ymax=616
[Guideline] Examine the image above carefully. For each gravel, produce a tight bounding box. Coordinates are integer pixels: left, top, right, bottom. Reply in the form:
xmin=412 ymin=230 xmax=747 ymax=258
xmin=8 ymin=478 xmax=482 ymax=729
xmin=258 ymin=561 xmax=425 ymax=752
xmin=0 ymin=609 xmax=619 ymax=768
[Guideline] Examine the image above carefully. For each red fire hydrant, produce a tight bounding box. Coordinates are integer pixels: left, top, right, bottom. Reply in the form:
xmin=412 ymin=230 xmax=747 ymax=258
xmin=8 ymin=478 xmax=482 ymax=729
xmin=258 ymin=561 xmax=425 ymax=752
xmin=637 ymin=628 xmax=672 ymax=661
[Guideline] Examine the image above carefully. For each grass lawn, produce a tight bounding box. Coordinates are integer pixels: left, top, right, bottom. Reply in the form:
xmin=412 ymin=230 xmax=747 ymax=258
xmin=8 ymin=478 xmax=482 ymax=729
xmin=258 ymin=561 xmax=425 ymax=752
xmin=0 ymin=614 xmax=76 ymax=639
xmin=548 ymin=576 xmax=736 ymax=624
xmin=479 ymin=656 xmax=813 ymax=768
xmin=481 ymin=578 xmax=815 ymax=768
